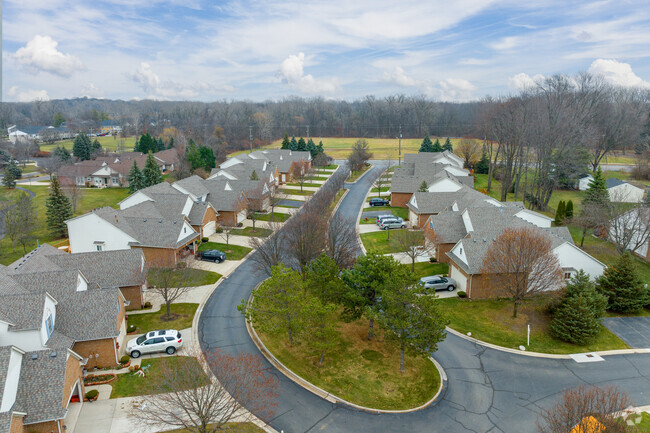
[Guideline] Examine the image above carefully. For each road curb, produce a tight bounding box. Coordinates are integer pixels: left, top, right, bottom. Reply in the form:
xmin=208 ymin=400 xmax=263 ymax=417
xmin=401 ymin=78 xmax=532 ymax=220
xmin=244 ymin=289 xmax=447 ymax=414
xmin=346 ymin=164 xmax=374 ymax=184
xmin=445 ymin=327 xmax=650 ymax=359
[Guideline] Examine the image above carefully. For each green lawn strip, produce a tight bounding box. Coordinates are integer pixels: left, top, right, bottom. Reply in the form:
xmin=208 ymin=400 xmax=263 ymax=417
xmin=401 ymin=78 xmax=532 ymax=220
xmin=348 ymin=165 xmax=371 ymax=182
xmin=635 ymin=412 xmax=650 ymax=432
xmin=328 ymin=189 xmax=347 ymax=212
xmin=275 ymin=204 xmax=301 ymax=209
xmin=280 ymin=188 xmax=315 ymax=196
xmin=41 ymin=135 xmax=137 ymax=152
xmin=255 ymin=212 xmax=290 ymax=222
xmin=409 ymin=262 xmax=449 ymax=279
xmin=323 ymin=164 xmax=338 ymax=169
xmin=109 ymin=356 xmax=209 ymax=399
xmin=127 ymin=303 xmax=199 ymax=334
xmin=231 ymin=227 xmax=273 ymax=237
xmin=161 ymin=423 xmax=266 ymax=433
xmin=0 ymin=185 xmax=130 ymax=265
xmin=360 ymin=229 xmax=408 ymax=254
xmin=567 ymin=226 xmax=650 ymax=282
xmin=256 ymin=318 xmax=440 ymax=410
xmin=285 ymin=182 xmax=322 ymax=188
xmin=307 ymin=176 xmax=330 ymax=181
xmin=439 ymin=297 xmax=629 ymax=354
xmin=198 ymin=242 xmax=252 ymax=260
xmin=370 ymin=187 xmax=390 ymax=193
xmin=148 ymin=267 xmax=221 ymax=287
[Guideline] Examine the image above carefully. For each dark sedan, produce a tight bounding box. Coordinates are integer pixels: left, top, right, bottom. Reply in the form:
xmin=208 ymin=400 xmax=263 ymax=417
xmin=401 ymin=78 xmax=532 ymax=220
xmin=199 ymin=249 xmax=226 ymax=263
xmin=369 ymin=197 xmax=389 ymax=206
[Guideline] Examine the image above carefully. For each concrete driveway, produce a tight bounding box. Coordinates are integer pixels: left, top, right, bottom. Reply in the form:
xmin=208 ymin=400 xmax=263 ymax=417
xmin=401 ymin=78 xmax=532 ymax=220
xmin=602 ymin=317 xmax=650 ymax=348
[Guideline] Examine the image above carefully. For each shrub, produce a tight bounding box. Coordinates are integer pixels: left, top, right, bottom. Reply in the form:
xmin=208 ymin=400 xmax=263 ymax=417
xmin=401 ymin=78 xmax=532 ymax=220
xmin=457 ymin=291 xmax=467 ymax=298
xmin=237 ymin=222 xmax=243 ymax=227
xmin=216 ymin=228 xmax=223 ymax=233
xmin=85 ymin=390 xmax=99 ymax=400
xmin=143 ymin=301 xmax=152 ymax=309
xmin=128 ymin=365 xmax=140 ymax=372
xmin=127 ymin=324 xmax=136 ymax=333
xmin=201 ymin=237 xmax=209 ymax=242
xmin=120 ymin=355 xmax=130 ymax=364
xmin=429 ymin=257 xmax=437 ymax=263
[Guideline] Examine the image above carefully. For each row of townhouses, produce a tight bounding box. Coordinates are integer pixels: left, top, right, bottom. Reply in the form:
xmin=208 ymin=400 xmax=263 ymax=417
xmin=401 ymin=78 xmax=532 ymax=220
xmin=389 ymin=151 xmax=606 ymax=297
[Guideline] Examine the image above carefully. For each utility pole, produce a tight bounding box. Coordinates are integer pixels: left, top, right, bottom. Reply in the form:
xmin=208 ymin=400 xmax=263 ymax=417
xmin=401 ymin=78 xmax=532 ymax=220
xmin=249 ymin=125 xmax=253 ymax=153
xmin=398 ymin=125 xmax=402 ymax=166
xmin=306 ymin=125 xmax=310 ymax=140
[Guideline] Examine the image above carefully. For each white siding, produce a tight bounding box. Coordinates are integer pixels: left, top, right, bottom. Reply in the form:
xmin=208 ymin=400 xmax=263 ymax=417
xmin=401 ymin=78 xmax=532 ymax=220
xmin=450 ymin=242 xmax=468 ymax=266
xmin=428 ymin=178 xmax=461 ymax=193
xmin=67 ymin=213 xmax=137 ymax=253
xmin=553 ymin=242 xmax=606 ymax=279
xmin=0 ymin=329 xmax=43 ymax=352
xmin=40 ymin=295 xmax=57 ymax=345
xmin=0 ymin=349 xmax=23 ymax=412
xmin=181 ymin=197 xmax=193 ymax=216
xmin=176 ymin=221 xmax=197 ymax=243
xmin=237 ymin=210 xmax=247 ymax=224
xmin=450 ymin=265 xmax=468 ymax=292
xmin=443 ymin=166 xmax=470 ymax=177
xmin=409 ymin=209 xmax=419 ymax=227
xmin=119 ymin=192 xmax=153 ymax=210
xmin=461 ymin=210 xmax=474 ymax=233
xmin=609 ymin=184 xmax=645 ymax=203
xmin=579 ymin=176 xmax=593 ymax=191
xmin=514 ymin=210 xmax=552 ymax=228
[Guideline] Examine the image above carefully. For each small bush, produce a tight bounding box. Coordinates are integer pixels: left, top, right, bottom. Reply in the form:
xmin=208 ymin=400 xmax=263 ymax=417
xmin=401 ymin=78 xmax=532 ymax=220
xmin=215 ymin=228 xmax=223 ymax=233
xmin=86 ymin=390 xmax=99 ymax=400
xmin=201 ymin=237 xmax=209 ymax=242
xmin=429 ymin=257 xmax=437 ymax=263
xmin=237 ymin=222 xmax=243 ymax=227
xmin=143 ymin=301 xmax=152 ymax=309
xmin=128 ymin=365 xmax=140 ymax=372
xmin=120 ymin=355 xmax=130 ymax=364
xmin=457 ymin=291 xmax=467 ymax=298
xmin=127 ymin=324 xmax=136 ymax=333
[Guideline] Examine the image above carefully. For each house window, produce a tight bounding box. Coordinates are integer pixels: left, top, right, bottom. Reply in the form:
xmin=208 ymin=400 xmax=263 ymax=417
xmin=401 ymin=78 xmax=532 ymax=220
xmin=112 ymin=177 xmax=119 ymax=184
xmin=564 ymin=272 xmax=572 ymax=279
xmin=429 ymin=222 xmax=433 ymax=229
xmin=45 ymin=314 xmax=54 ymax=339
xmin=117 ymin=298 xmax=121 ymax=312
xmin=95 ymin=243 xmax=104 ymax=251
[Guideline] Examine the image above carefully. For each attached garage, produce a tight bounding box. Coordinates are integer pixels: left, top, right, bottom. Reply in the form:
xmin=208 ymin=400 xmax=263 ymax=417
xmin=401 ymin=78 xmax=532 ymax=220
xmin=237 ymin=210 xmax=247 ymax=224
xmin=203 ymin=221 xmax=216 ymax=237
xmin=450 ymin=265 xmax=468 ymax=292
xmin=409 ymin=209 xmax=419 ymax=228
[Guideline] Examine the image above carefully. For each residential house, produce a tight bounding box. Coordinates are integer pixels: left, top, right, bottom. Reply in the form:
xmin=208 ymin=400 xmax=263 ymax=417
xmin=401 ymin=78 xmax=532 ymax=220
xmin=402 ymin=150 xmax=465 ymax=168
xmin=578 ymin=174 xmax=594 ymax=191
xmin=609 ymin=207 xmax=650 ymax=262
xmin=67 ymin=183 xmax=201 ymax=265
xmin=606 ymin=178 xmax=645 ymax=203
xmin=247 ymin=149 xmax=312 ymax=184
xmin=7 ymin=125 xmax=73 ymax=143
xmin=98 ymin=119 xmax=122 ymax=134
xmin=429 ymin=206 xmax=606 ymax=298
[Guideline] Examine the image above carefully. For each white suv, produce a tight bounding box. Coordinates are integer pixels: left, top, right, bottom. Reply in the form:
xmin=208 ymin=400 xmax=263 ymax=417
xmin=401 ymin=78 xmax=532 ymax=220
xmin=126 ymin=329 xmax=183 ymax=358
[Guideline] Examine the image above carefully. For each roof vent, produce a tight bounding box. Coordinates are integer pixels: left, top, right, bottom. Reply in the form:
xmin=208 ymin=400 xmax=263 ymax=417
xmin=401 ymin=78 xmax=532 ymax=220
xmin=50 ymin=351 xmax=57 ymax=358
xmin=31 ymin=353 xmax=38 ymax=360
xmin=174 ymin=221 xmax=177 ymax=224
xmin=483 ymin=238 xmax=487 ymax=242
xmin=473 ymin=239 xmax=476 ymax=243
xmin=143 ymin=218 xmax=147 ymax=222
xmin=493 ymin=237 xmax=496 ymax=242
xmin=159 ymin=219 xmax=163 ymax=223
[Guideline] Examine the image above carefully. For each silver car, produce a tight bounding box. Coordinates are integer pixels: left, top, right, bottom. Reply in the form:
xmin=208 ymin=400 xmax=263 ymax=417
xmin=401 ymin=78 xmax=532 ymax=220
xmin=376 ymin=214 xmax=395 ymax=225
xmin=126 ymin=329 xmax=183 ymax=358
xmin=420 ymin=275 xmax=457 ymax=292
xmin=380 ymin=218 xmax=406 ymax=230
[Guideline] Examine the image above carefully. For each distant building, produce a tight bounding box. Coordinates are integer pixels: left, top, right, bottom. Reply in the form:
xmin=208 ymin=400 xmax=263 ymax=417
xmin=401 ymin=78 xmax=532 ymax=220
xmin=98 ymin=119 xmax=122 ymax=134
xmin=606 ymin=178 xmax=645 ymax=203
xmin=578 ymin=174 xmax=594 ymax=191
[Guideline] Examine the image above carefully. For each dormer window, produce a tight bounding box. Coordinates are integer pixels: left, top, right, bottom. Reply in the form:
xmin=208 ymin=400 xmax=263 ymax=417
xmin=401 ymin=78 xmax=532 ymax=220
xmin=94 ymin=241 xmax=105 ymax=251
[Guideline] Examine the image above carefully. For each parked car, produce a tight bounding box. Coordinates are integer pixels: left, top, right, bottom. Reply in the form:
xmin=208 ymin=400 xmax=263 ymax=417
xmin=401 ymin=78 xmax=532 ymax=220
xmin=199 ymin=249 xmax=226 ymax=262
xmin=376 ymin=214 xmax=396 ymax=225
xmin=420 ymin=275 xmax=457 ymax=292
xmin=380 ymin=218 xmax=406 ymax=230
xmin=126 ymin=329 xmax=183 ymax=358
xmin=369 ymin=197 xmax=389 ymax=207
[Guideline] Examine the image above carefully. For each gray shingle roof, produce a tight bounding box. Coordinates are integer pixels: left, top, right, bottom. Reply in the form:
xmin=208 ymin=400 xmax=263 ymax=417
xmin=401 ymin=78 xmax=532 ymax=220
xmin=426 ymin=211 xmax=466 ymax=243
xmin=390 ymin=163 xmax=472 ymax=193
xmin=606 ymin=178 xmax=625 ymax=188
xmin=0 ymin=411 xmax=11 ymax=433
xmin=188 ymin=201 xmax=210 ymax=226
xmin=0 ymin=294 xmax=46 ymax=331
xmin=0 ymin=346 xmax=13 ymax=411
xmin=174 ymin=175 xmax=210 ymax=198
xmin=248 ymin=149 xmax=311 ymax=172
xmin=203 ymin=178 xmax=245 ymax=212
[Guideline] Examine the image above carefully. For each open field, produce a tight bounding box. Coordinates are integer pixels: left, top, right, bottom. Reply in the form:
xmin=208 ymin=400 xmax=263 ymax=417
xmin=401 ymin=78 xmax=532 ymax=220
xmin=256 ymin=316 xmax=440 ymax=410
xmin=40 ymin=135 xmax=137 ymax=153
xmin=0 ymin=186 xmax=130 ymax=265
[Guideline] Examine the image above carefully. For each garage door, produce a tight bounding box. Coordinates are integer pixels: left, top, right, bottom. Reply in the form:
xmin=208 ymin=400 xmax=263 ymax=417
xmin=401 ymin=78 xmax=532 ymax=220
xmin=450 ymin=265 xmax=468 ymax=292
xmin=203 ymin=221 xmax=216 ymax=237
xmin=409 ymin=209 xmax=418 ymax=227
xmin=237 ymin=210 xmax=247 ymax=224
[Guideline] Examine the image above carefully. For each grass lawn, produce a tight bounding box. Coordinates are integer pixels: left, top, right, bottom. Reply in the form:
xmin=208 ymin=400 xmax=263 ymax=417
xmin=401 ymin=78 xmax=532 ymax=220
xmin=0 ymin=185 xmax=130 ymax=265
xmin=18 ymin=164 xmax=40 ymax=174
xmin=279 ymin=188 xmax=314 ymax=196
xmin=360 ymin=206 xmax=409 ymax=224
xmin=409 ymin=262 xmax=450 ymax=279
xmin=231 ymin=226 xmax=273 ymax=237
xmin=256 ymin=317 xmax=440 ymax=410
xmin=148 ymin=267 xmax=221 ymax=288
xmin=255 ymin=212 xmax=290 ymax=222
xmin=370 ymin=186 xmax=390 ymax=193
xmin=636 ymin=412 xmax=650 ymax=432
xmin=439 ymin=297 xmax=629 ymax=354
xmin=41 ymin=135 xmax=136 ymax=153
xmin=348 ymin=165 xmax=371 ymax=182
xmin=307 ymin=176 xmax=330 ymax=181
xmin=328 ymin=188 xmax=347 ymax=212
xmin=198 ymin=242 xmax=252 ymax=260
xmin=285 ymin=182 xmax=321 ymax=188
xmin=110 ymin=356 xmax=209 ymax=399
xmin=161 ymin=423 xmax=266 ymax=433
xmin=360 ymin=229 xmax=408 ymax=254
xmin=127 ymin=303 xmax=199 ymax=334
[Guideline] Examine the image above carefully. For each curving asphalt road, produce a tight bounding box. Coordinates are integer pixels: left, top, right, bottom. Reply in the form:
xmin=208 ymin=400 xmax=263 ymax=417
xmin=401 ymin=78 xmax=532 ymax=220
xmin=199 ymin=165 xmax=650 ymax=433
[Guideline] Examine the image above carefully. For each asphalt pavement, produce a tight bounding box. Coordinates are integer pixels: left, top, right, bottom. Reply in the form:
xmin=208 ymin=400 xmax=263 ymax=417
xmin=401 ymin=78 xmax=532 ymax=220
xmin=198 ymin=163 xmax=650 ymax=433
xmin=602 ymin=317 xmax=650 ymax=349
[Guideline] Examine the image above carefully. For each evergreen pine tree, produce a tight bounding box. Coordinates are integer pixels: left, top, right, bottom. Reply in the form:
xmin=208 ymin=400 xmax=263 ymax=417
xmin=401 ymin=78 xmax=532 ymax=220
xmin=317 ymin=141 xmax=324 ymax=155
xmin=281 ymin=134 xmax=291 ymax=149
xmin=297 ymin=137 xmax=307 ymax=151
xmin=6 ymin=161 xmax=22 ymax=180
xmin=419 ymin=134 xmax=434 ymax=152
xmin=597 ymin=252 xmax=648 ymax=313
xmin=565 ymin=200 xmax=574 ymax=220
xmin=306 ymin=138 xmax=317 ymax=157
xmin=127 ymin=160 xmax=145 ymax=193
xmin=549 ymin=271 xmax=607 ymax=345
xmin=555 ymin=200 xmax=566 ymax=226
xmin=198 ymin=146 xmax=216 ymax=170
xmin=250 ymin=170 xmax=259 ymax=180
xmin=583 ymin=167 xmax=609 ymax=206
xmin=45 ymin=175 xmax=73 ymax=237
xmin=167 ymin=137 xmax=174 ymax=149
xmin=442 ymin=137 xmax=453 ymax=152
xmin=2 ymin=165 xmax=16 ymax=188
xmin=418 ymin=181 xmax=428 ymax=192
xmin=72 ymin=134 xmax=92 ymax=160
xmin=289 ymin=136 xmax=298 ymax=151
xmin=53 ymin=146 xmax=71 ymax=162
xmin=432 ymin=138 xmax=443 ymax=152
xmin=475 ymin=152 xmax=490 ymax=174
xmin=143 ymin=152 xmax=162 ymax=187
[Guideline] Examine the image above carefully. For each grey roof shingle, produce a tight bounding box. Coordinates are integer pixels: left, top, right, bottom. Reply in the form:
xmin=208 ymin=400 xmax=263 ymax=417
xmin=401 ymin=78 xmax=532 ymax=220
xmin=203 ymin=178 xmax=245 ymax=212
xmin=606 ymin=178 xmax=625 ymax=188
xmin=390 ymin=163 xmax=472 ymax=193
xmin=174 ymin=175 xmax=210 ymax=198
xmin=188 ymin=201 xmax=210 ymax=226
xmin=248 ymin=149 xmax=311 ymax=172
xmin=0 ymin=411 xmax=11 ymax=433
xmin=0 ymin=346 xmax=13 ymax=413
xmin=0 ymin=294 xmax=46 ymax=331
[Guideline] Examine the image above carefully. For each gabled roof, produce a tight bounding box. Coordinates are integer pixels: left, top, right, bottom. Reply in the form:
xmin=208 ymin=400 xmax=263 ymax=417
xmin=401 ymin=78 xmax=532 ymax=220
xmin=203 ymin=178 xmax=245 ymax=212
xmin=606 ymin=178 xmax=626 ymax=188
xmin=174 ymin=175 xmax=210 ymax=198
xmin=0 ymin=294 xmax=50 ymax=331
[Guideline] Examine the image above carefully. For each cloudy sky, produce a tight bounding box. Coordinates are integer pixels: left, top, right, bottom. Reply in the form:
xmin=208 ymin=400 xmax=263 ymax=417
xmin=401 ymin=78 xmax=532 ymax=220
xmin=3 ymin=0 xmax=650 ymax=102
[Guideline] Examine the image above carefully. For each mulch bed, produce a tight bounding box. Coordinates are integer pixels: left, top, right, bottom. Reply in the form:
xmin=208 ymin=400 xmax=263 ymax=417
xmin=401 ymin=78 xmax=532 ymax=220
xmin=83 ymin=373 xmax=117 ymax=386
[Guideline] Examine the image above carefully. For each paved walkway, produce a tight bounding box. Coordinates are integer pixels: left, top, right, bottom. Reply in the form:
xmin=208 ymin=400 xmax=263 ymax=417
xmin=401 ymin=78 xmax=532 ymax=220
xmin=602 ymin=317 xmax=650 ymax=348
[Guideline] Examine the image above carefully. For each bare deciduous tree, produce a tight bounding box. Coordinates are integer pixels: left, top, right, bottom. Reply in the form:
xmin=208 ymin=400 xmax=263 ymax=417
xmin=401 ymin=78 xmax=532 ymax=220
xmin=326 ymin=212 xmax=358 ymax=269
xmin=481 ymin=227 xmax=564 ymax=317
xmin=289 ymin=159 xmax=312 ymax=192
xmin=244 ymin=186 xmax=266 ymax=231
xmin=38 ymin=157 xmax=65 ymax=179
xmin=4 ymin=192 xmax=37 ymax=254
xmin=249 ymin=221 xmax=285 ymax=276
xmin=390 ymin=229 xmax=428 ymax=271
xmin=372 ymin=166 xmax=389 ymax=197
xmin=284 ymin=207 xmax=328 ymax=275
xmin=218 ymin=224 xmax=236 ymax=248
xmin=456 ymin=138 xmax=482 ymax=169
xmin=537 ymin=385 xmax=632 ymax=433
xmin=147 ymin=258 xmax=200 ymax=319
xmin=267 ymin=185 xmax=287 ymax=221
xmin=131 ymin=349 xmax=278 ymax=433
xmin=347 ymin=139 xmax=372 ymax=173
xmin=60 ymin=178 xmax=83 ymax=213
xmin=608 ymin=202 xmax=650 ymax=254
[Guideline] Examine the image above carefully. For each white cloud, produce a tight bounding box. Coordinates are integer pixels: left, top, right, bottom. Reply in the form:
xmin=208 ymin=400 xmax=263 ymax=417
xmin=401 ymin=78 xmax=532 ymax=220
xmin=80 ymin=83 xmax=104 ymax=98
xmin=490 ymin=36 xmax=520 ymax=51
xmin=132 ymin=62 xmax=161 ymax=94
xmin=8 ymin=86 xmax=50 ymax=102
xmin=436 ymin=78 xmax=477 ymax=101
xmin=587 ymin=59 xmax=650 ymax=88
xmin=382 ymin=67 xmax=419 ymax=87
xmin=508 ymin=72 xmax=546 ymax=90
xmin=14 ymin=35 xmax=84 ymax=77
xmin=279 ymin=53 xmax=339 ymax=94
xmin=458 ymin=58 xmax=491 ymax=66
